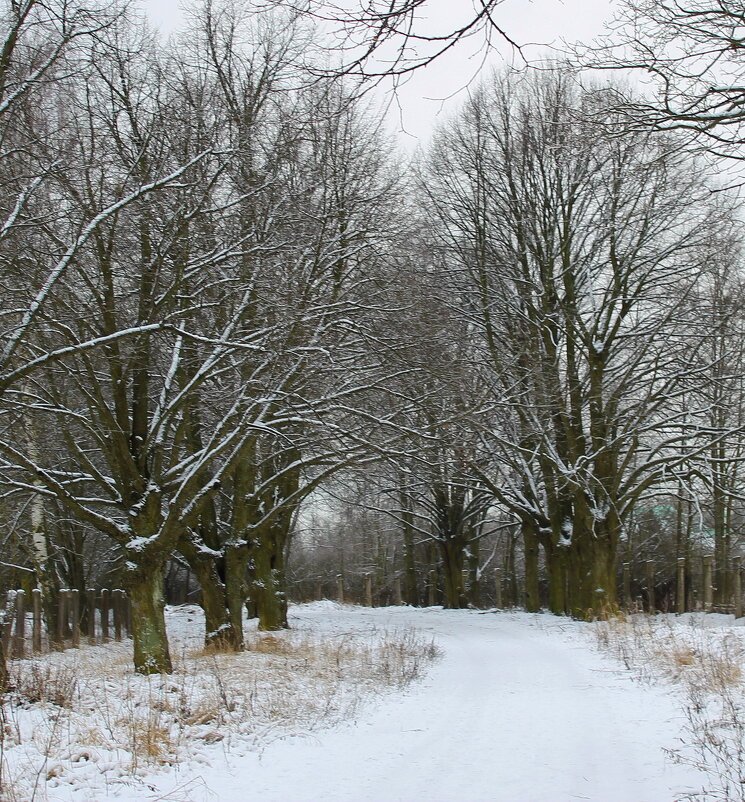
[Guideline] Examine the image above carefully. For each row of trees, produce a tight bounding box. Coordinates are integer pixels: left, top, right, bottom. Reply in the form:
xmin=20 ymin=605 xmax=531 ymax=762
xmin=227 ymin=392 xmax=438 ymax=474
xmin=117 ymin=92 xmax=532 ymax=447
xmin=2 ymin=0 xmax=745 ymax=677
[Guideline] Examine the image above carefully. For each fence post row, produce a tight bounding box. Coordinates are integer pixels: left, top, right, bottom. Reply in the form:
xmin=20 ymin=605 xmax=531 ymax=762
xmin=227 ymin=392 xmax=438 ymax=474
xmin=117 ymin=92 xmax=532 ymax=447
xmin=0 ymin=587 xmax=130 ymax=657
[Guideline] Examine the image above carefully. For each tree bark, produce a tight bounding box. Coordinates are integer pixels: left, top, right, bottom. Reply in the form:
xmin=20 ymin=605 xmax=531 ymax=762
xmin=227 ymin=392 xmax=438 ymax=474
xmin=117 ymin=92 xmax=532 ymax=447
xmin=178 ymin=531 xmax=242 ymax=651
xmin=401 ymin=495 xmax=419 ymax=605
xmin=440 ymin=538 xmax=466 ymax=608
xmin=126 ymin=561 xmax=172 ymax=675
xmin=249 ymin=527 xmax=289 ymax=631
xmin=523 ymin=520 xmax=540 ymax=612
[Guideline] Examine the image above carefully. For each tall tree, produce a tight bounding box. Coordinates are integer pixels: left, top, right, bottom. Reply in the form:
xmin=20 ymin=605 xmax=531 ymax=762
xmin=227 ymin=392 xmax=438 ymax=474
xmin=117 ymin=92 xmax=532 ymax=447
xmin=578 ymin=0 xmax=745 ymax=157
xmin=426 ymin=69 xmax=729 ymax=616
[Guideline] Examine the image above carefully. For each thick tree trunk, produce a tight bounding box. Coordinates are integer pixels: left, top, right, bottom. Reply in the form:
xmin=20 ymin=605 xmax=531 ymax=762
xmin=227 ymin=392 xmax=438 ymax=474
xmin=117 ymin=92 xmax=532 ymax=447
xmin=224 ymin=543 xmax=248 ymax=638
xmin=178 ymin=534 xmax=242 ymax=651
xmin=127 ymin=561 xmax=172 ymax=674
xmin=546 ymin=543 xmax=567 ymax=615
xmin=440 ymin=539 xmax=465 ymax=608
xmin=523 ymin=521 xmax=540 ymax=612
xmin=250 ymin=530 xmax=288 ymax=631
xmin=566 ymin=523 xmax=618 ymax=618
xmin=195 ymin=560 xmax=242 ymax=651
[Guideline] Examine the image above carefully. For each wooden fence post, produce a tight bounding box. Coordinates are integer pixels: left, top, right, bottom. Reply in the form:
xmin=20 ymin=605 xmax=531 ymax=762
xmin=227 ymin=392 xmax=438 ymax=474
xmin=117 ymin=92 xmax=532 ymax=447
xmin=645 ymin=560 xmax=655 ymax=614
xmin=364 ymin=574 xmax=373 ymax=607
xmin=703 ymin=556 xmax=714 ymax=613
xmin=87 ymin=588 xmax=96 ymax=643
xmin=314 ymin=580 xmax=323 ymax=601
xmin=101 ymin=589 xmax=110 ymax=642
xmin=734 ymin=557 xmax=743 ymax=619
xmin=676 ymin=557 xmax=686 ymax=614
xmin=70 ymin=589 xmax=80 ymax=648
xmin=32 ymin=588 xmax=42 ymax=653
xmin=113 ymin=590 xmax=123 ymax=641
xmin=1 ymin=591 xmax=15 ymax=660
xmin=13 ymin=590 xmax=25 ymax=658
xmin=336 ymin=576 xmax=344 ymax=605
xmin=56 ymin=589 xmax=68 ymax=648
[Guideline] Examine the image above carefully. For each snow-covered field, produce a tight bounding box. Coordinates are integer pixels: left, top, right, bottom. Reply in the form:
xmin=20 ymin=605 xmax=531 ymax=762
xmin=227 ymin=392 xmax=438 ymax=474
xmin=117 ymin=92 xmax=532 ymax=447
xmin=1 ymin=603 xmax=734 ymax=801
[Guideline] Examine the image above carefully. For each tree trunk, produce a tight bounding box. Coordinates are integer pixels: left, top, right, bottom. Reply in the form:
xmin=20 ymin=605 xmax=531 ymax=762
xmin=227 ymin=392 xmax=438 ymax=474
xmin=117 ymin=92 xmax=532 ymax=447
xmin=0 ymin=649 xmax=7 ymax=692
xmin=195 ymin=560 xmax=241 ymax=651
xmin=224 ymin=542 xmax=248 ymax=638
xmin=440 ymin=539 xmax=465 ymax=608
xmin=401 ymin=493 xmax=419 ymax=606
xmin=713 ymin=470 xmax=730 ymax=607
xmin=546 ymin=543 xmax=567 ymax=615
xmin=127 ymin=561 xmax=172 ymax=674
xmin=523 ymin=520 xmax=540 ymax=612
xmin=178 ymin=534 xmax=242 ymax=651
xmin=467 ymin=539 xmax=480 ymax=608
xmin=250 ymin=529 xmax=289 ymax=631
xmin=566 ymin=515 xmax=618 ymax=619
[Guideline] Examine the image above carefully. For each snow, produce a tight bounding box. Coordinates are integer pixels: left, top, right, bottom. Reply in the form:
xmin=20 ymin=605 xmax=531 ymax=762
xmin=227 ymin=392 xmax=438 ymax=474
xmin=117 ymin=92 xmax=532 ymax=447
xmin=3 ymin=603 xmax=713 ymax=801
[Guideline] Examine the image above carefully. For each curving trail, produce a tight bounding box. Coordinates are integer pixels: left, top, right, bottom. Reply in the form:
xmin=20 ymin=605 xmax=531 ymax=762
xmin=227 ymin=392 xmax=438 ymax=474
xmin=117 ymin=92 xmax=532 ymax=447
xmin=170 ymin=605 xmax=705 ymax=802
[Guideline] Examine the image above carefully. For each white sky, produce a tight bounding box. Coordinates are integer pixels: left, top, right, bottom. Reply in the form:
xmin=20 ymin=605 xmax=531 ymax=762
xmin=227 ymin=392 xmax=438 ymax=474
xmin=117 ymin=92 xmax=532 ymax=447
xmin=138 ymin=0 xmax=616 ymax=146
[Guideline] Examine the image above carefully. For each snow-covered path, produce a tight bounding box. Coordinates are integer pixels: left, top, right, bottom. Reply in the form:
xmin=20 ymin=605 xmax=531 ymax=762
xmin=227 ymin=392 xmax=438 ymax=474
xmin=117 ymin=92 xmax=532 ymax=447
xmin=126 ymin=605 xmax=706 ymax=802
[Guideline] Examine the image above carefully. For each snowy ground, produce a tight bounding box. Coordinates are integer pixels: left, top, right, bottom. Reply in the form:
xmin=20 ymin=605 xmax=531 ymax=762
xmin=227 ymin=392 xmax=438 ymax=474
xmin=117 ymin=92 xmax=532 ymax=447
xmin=1 ymin=603 xmax=723 ymax=801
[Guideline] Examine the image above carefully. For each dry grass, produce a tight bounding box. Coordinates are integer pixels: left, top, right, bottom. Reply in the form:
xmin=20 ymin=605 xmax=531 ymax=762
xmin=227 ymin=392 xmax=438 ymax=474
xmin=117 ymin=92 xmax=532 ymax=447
xmin=594 ymin=614 xmax=745 ymax=692
xmin=8 ymin=663 xmax=77 ymax=709
xmin=592 ymin=614 xmax=745 ymax=800
xmin=0 ymin=606 xmax=440 ymax=801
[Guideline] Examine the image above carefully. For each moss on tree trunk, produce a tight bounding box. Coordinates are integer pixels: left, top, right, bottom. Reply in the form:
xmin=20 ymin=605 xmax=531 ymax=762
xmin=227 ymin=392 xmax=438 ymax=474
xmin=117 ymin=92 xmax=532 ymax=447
xmin=128 ymin=562 xmax=172 ymax=674
xmin=250 ymin=531 xmax=288 ymax=631
xmin=196 ymin=561 xmax=242 ymax=651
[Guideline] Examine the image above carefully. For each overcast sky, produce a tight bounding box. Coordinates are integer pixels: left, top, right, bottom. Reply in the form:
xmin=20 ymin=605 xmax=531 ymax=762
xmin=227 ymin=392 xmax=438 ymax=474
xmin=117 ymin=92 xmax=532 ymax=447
xmin=138 ymin=0 xmax=616 ymax=145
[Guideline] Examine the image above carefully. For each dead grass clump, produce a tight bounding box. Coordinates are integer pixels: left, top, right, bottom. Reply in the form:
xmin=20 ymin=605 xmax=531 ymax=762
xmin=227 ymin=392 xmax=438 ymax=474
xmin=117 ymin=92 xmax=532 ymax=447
xmin=592 ymin=614 xmax=745 ymax=800
xmin=9 ymin=662 xmax=77 ymax=708
xmin=593 ymin=615 xmax=744 ymax=691
xmin=120 ymin=710 xmax=174 ymax=769
xmin=250 ymin=633 xmax=297 ymax=655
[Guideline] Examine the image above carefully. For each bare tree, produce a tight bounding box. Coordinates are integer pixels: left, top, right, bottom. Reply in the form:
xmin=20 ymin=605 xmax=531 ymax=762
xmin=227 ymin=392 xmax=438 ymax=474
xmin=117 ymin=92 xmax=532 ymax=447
xmin=258 ymin=0 xmax=517 ymax=80
xmin=576 ymin=0 xmax=745 ymax=157
xmin=425 ymin=69 xmax=731 ymax=616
